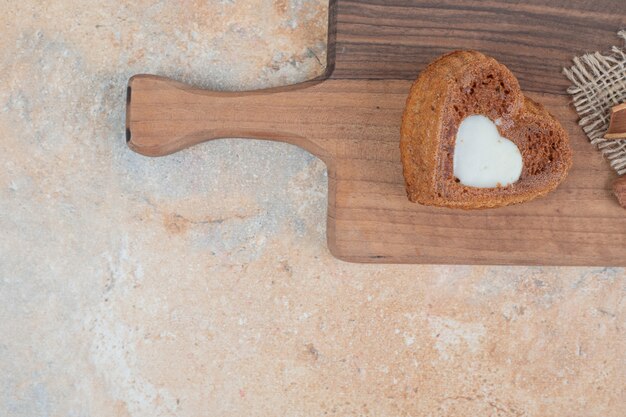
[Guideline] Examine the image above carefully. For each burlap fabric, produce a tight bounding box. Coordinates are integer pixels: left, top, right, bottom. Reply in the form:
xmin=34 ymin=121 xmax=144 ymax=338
xmin=564 ymin=31 xmax=626 ymax=175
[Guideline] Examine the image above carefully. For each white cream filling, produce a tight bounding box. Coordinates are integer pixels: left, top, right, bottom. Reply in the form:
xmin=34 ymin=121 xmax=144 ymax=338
xmin=453 ymin=115 xmax=523 ymax=188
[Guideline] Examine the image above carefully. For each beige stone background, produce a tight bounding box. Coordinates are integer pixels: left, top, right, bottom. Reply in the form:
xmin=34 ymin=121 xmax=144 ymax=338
xmin=1 ymin=1 xmax=625 ymax=416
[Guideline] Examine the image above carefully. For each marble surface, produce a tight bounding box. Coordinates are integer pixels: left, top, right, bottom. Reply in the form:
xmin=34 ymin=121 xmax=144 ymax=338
xmin=1 ymin=1 xmax=625 ymax=416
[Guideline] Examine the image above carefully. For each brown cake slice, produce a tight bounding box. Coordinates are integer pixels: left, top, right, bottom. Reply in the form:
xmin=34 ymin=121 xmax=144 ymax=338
xmin=400 ymin=50 xmax=572 ymax=209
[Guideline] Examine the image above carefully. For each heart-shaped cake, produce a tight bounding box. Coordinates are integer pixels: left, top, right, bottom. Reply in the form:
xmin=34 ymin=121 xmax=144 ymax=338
xmin=400 ymin=50 xmax=572 ymax=209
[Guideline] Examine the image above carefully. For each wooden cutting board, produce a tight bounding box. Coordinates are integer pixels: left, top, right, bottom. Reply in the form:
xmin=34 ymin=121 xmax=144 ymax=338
xmin=127 ymin=0 xmax=626 ymax=265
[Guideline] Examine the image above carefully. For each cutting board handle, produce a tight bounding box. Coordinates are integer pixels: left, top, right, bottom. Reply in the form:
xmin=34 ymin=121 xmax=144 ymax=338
xmin=126 ymin=75 xmax=330 ymax=161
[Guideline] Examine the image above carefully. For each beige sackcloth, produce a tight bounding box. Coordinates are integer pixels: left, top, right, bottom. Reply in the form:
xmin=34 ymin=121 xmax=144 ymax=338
xmin=564 ymin=30 xmax=626 ymax=176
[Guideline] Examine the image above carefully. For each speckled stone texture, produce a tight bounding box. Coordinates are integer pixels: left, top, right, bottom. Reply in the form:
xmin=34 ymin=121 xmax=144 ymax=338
xmin=1 ymin=2 xmax=625 ymax=416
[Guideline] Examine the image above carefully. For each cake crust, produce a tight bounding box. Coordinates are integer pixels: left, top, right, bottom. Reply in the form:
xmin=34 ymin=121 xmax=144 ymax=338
xmin=400 ymin=51 xmax=572 ymax=209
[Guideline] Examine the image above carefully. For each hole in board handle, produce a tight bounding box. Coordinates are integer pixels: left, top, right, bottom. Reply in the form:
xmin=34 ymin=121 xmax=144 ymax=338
xmin=126 ymin=86 xmax=132 ymax=143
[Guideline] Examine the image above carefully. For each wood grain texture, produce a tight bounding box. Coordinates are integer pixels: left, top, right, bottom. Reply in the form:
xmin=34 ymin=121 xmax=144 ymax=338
xmin=127 ymin=0 xmax=626 ymax=265
xmin=332 ymin=0 xmax=626 ymax=95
